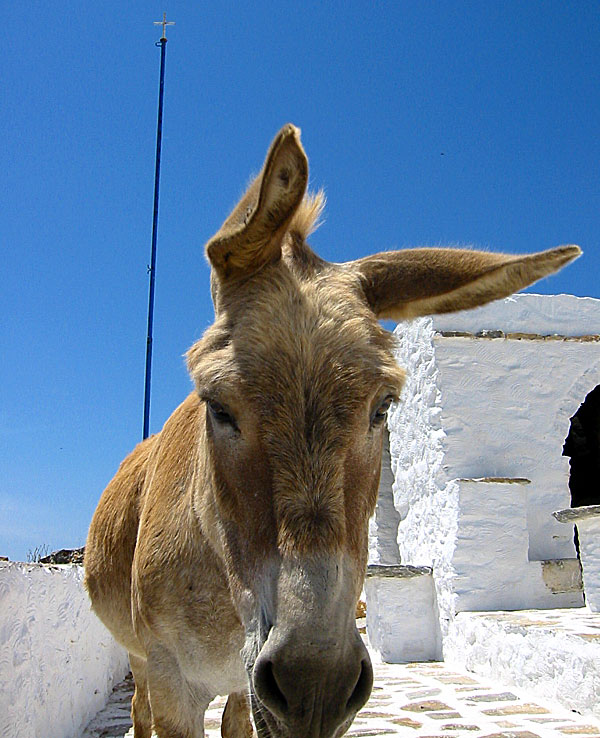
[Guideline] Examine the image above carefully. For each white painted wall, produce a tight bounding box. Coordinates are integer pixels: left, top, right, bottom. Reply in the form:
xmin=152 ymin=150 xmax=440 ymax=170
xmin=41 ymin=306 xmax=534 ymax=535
xmin=365 ymin=567 xmax=442 ymax=662
xmin=555 ymin=508 xmax=600 ymax=612
xmin=575 ymin=515 xmax=600 ymax=612
xmin=0 ymin=562 xmax=129 ymax=738
xmin=433 ymin=335 xmax=600 ymax=561
xmin=367 ymin=293 xmax=600 ymax=645
xmin=433 ymin=293 xmax=600 ymax=336
xmin=385 ymin=316 xmax=458 ymax=634
xmin=453 ymin=479 xmax=582 ymax=611
xmin=434 ymin=294 xmax=600 ymax=562
xmin=445 ymin=610 xmax=600 ymax=718
xmin=368 ymin=431 xmax=401 ymax=566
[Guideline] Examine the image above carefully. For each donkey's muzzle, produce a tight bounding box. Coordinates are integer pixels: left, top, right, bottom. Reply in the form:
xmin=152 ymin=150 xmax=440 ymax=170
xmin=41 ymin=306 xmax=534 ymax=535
xmin=252 ymin=628 xmax=373 ymax=737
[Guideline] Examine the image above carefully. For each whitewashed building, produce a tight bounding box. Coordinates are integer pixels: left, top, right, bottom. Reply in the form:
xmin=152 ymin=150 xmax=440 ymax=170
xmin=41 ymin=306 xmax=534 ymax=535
xmin=367 ymin=293 xmax=600 ymax=662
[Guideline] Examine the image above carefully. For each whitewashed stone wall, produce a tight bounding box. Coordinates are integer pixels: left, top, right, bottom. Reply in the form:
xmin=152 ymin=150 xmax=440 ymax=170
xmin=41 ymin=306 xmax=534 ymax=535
xmin=368 ymin=293 xmax=600 ymax=651
xmin=433 ymin=293 xmax=600 ymax=336
xmin=368 ymin=431 xmax=401 ymax=566
xmin=572 ymin=513 xmax=600 ymax=612
xmin=0 ymin=562 xmax=128 ymax=738
xmin=453 ymin=479 xmax=581 ymax=611
xmin=433 ymin=333 xmax=600 ymax=562
xmin=385 ymin=317 xmax=458 ymax=633
xmin=555 ymin=506 xmax=600 ymax=612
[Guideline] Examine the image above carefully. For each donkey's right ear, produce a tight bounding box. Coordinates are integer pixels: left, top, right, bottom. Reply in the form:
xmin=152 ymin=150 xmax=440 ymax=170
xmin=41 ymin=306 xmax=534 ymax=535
xmin=206 ymin=125 xmax=308 ymax=281
xmin=351 ymin=245 xmax=581 ymax=319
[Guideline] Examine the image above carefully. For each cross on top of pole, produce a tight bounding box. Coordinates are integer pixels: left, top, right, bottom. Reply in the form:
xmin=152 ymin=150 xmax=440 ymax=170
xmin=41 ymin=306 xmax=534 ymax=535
xmin=154 ymin=12 xmax=175 ymax=41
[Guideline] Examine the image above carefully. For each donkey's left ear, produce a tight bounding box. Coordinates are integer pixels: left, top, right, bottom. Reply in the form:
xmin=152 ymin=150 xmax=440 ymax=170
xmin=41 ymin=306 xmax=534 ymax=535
xmin=206 ymin=125 xmax=308 ymax=280
xmin=351 ymin=245 xmax=581 ymax=319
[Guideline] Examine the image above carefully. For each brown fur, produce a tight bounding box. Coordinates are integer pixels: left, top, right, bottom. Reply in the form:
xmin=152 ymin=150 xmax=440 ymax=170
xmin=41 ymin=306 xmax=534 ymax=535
xmin=85 ymin=125 xmax=580 ymax=738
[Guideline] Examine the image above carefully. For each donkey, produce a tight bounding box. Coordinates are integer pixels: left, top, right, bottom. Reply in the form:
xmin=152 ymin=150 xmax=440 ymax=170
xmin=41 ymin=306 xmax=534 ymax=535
xmin=85 ymin=125 xmax=580 ymax=738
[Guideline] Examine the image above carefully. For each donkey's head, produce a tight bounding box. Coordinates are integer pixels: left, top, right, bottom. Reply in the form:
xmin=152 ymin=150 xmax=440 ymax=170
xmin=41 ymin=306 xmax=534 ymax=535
xmin=187 ymin=125 xmax=579 ymax=738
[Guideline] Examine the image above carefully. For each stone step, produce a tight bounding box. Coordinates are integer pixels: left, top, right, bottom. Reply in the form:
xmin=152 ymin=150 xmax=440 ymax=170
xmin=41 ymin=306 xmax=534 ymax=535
xmin=554 ymin=506 xmax=600 ymax=611
xmin=444 ymin=607 xmax=600 ymax=719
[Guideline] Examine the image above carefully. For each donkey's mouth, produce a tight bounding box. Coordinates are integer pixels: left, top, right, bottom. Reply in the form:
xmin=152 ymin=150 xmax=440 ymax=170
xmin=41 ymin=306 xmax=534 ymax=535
xmin=250 ymin=692 xmax=281 ymax=738
xmin=249 ymin=690 xmax=358 ymax=738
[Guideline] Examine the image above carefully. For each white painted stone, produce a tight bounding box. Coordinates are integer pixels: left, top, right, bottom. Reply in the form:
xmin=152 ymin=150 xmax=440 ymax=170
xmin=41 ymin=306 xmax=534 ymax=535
xmin=365 ymin=567 xmax=442 ymax=662
xmin=371 ymin=293 xmax=600 ymax=639
xmin=445 ymin=610 xmax=600 ymax=718
xmin=433 ymin=335 xmax=600 ymax=561
xmin=453 ymin=479 xmax=582 ymax=611
xmin=554 ymin=507 xmax=600 ymax=612
xmin=575 ymin=516 xmax=600 ymax=612
xmin=433 ymin=292 xmax=600 ymax=336
xmin=0 ymin=562 xmax=129 ymax=738
xmin=384 ymin=317 xmax=457 ymax=633
xmin=368 ymin=430 xmax=401 ymax=566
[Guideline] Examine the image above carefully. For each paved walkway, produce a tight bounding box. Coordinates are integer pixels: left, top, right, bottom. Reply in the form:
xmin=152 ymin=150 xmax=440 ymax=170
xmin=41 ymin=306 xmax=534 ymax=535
xmin=81 ymin=651 xmax=600 ymax=738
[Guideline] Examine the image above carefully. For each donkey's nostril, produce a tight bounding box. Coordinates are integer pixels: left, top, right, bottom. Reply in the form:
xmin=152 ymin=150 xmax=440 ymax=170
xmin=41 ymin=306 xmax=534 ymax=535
xmin=253 ymin=656 xmax=288 ymax=718
xmin=346 ymin=657 xmax=374 ymax=714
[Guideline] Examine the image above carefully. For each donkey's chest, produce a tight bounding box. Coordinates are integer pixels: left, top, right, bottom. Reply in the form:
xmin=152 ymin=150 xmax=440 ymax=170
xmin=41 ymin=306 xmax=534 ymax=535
xmin=136 ymin=557 xmax=248 ymax=695
xmin=174 ymin=619 xmax=248 ymax=696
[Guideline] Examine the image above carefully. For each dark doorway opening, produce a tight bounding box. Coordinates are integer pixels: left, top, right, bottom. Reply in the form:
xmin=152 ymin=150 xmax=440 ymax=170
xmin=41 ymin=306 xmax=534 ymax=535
xmin=563 ymin=384 xmax=600 ymax=509
xmin=563 ymin=384 xmax=600 ymax=557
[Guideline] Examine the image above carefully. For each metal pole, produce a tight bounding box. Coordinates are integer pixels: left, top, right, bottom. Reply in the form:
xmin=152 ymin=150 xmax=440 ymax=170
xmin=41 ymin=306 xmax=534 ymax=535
xmin=143 ymin=19 xmax=172 ymax=439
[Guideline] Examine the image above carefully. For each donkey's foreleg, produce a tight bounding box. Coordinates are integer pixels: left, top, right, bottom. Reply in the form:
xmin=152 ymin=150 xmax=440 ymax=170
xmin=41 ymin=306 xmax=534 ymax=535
xmin=146 ymin=646 xmax=211 ymax=738
xmin=129 ymin=653 xmax=152 ymax=738
xmin=221 ymin=691 xmax=254 ymax=738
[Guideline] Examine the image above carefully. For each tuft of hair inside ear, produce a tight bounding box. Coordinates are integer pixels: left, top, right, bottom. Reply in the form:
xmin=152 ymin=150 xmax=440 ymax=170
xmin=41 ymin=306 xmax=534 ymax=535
xmin=290 ymin=190 xmax=326 ymax=241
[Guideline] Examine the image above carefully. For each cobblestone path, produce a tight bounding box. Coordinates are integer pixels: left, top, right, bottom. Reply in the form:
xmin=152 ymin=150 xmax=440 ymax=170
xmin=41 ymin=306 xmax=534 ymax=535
xmin=82 ymin=655 xmax=600 ymax=738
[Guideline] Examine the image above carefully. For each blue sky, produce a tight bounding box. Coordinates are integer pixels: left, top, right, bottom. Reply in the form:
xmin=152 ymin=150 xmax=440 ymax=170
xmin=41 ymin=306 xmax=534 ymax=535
xmin=2 ymin=2 xmax=599 ymax=561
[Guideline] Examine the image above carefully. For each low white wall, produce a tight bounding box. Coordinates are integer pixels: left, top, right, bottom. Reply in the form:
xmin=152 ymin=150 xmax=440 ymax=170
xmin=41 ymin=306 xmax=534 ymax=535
xmin=365 ymin=567 xmax=442 ymax=662
xmin=0 ymin=562 xmax=129 ymax=738
xmin=445 ymin=610 xmax=600 ymax=718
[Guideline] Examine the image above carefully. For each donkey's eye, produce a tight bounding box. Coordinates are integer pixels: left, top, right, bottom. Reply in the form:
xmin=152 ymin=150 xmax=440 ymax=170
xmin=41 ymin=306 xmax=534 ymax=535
xmin=207 ymin=400 xmax=236 ymax=427
xmin=371 ymin=395 xmax=394 ymax=426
